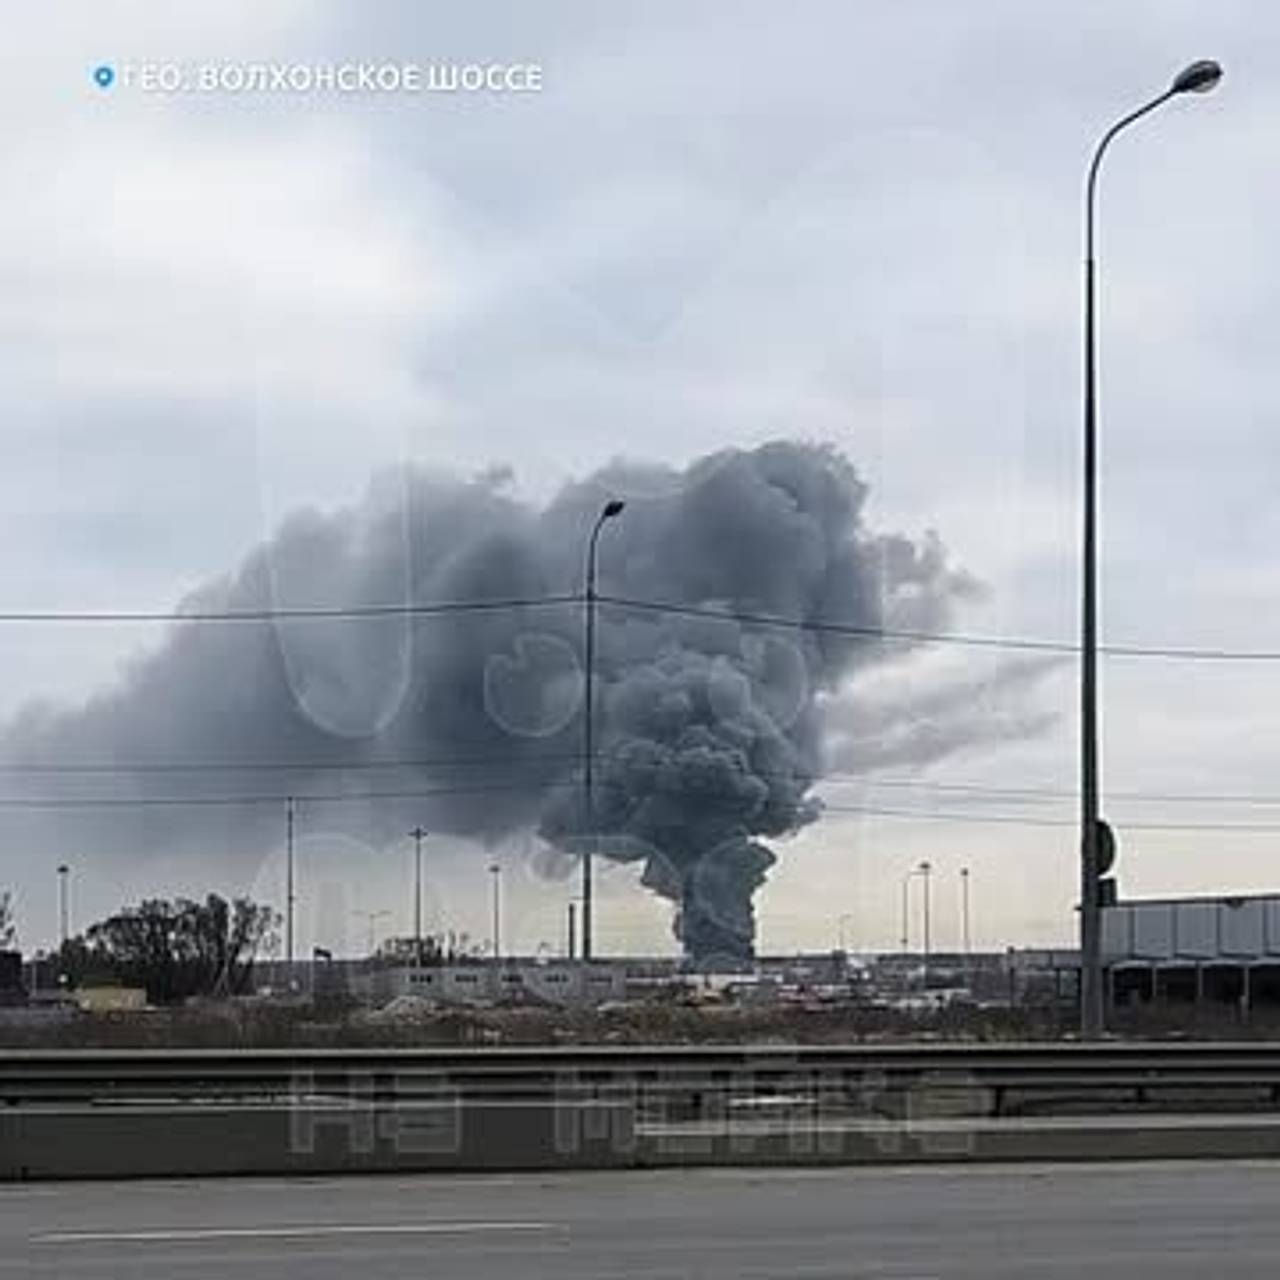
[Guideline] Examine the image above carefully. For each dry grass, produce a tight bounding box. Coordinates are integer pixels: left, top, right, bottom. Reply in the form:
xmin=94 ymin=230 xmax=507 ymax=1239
xmin=3 ymin=993 xmax=1277 ymax=1050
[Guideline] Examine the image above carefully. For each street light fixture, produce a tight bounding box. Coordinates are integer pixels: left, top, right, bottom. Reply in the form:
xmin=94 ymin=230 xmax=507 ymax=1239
xmin=1171 ymin=60 xmax=1224 ymax=95
xmin=1079 ymin=58 xmax=1222 ymax=1039
xmin=581 ymin=498 xmax=625 ymax=963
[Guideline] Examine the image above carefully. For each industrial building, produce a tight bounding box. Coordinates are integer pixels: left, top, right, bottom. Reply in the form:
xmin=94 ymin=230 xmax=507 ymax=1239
xmin=1102 ymin=892 xmax=1280 ymax=1008
xmin=354 ymin=961 xmax=629 ymax=1006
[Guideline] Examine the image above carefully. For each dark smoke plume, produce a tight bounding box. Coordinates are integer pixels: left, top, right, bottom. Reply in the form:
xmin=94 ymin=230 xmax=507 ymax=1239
xmin=3 ymin=441 xmax=982 ymax=959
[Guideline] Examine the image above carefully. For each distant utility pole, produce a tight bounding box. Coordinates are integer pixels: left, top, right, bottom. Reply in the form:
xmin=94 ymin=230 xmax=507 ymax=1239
xmin=567 ymin=900 xmax=577 ymax=960
xmin=960 ymin=867 xmax=972 ymax=960
xmin=900 ymin=871 xmax=912 ymax=953
xmin=56 ymin=864 xmax=69 ymax=949
xmin=409 ymin=826 xmax=427 ymax=964
xmin=285 ymin=797 xmax=296 ymax=974
xmin=353 ymin=909 xmax=391 ymax=957
xmin=837 ymin=912 xmax=853 ymax=954
xmin=902 ymin=861 xmax=932 ymax=990
xmin=919 ymin=860 xmax=933 ymax=988
xmin=489 ymin=863 xmax=502 ymax=964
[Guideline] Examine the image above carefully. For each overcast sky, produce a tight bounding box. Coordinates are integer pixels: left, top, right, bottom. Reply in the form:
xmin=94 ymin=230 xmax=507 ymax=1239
xmin=2 ymin=1 xmax=1278 ymax=958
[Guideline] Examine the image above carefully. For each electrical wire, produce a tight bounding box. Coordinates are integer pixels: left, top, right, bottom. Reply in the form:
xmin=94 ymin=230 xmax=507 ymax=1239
xmin=1 ymin=586 xmax=1277 ymax=662
xmin=0 ymin=593 xmax=582 ymax=625
xmin=600 ymin=593 xmax=1280 ymax=662
xmin=4 ymin=774 xmax=1280 ymax=834
xmin=3 ymin=752 xmax=1279 ymax=812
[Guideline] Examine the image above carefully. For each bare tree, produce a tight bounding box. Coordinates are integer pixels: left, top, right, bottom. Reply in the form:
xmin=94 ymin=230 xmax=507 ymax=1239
xmin=0 ymin=891 xmax=15 ymax=950
xmin=85 ymin=894 xmax=281 ymax=1003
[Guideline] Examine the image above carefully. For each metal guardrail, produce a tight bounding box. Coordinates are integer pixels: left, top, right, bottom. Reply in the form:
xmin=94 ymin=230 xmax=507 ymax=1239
xmin=5 ymin=1043 xmax=1280 ymax=1115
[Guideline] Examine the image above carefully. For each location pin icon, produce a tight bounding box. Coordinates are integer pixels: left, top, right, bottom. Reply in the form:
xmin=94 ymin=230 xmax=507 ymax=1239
xmin=93 ymin=65 xmax=115 ymax=89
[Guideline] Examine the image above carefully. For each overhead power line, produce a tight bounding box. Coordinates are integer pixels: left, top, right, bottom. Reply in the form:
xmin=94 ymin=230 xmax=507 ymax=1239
xmin=0 ymin=750 xmax=586 ymax=776
xmin=823 ymin=801 xmax=1077 ymax=828
xmin=0 ymin=594 xmax=582 ymax=625
xmin=2 ymin=751 xmax=1280 ymax=815
xmin=5 ymin=747 xmax=1280 ymax=810
xmin=0 ymin=779 xmax=578 ymax=811
xmin=599 ymin=594 xmax=1280 ymax=662
xmin=820 ymin=801 xmax=1280 ymax=834
xmin=0 ymin=587 xmax=1277 ymax=662
xmin=836 ymin=776 xmax=1280 ymax=808
xmin=5 ymin=776 xmax=1280 ymax=835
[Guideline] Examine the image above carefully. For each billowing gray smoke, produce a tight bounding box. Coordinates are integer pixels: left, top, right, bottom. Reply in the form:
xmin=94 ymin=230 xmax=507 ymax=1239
xmin=3 ymin=441 xmax=978 ymax=960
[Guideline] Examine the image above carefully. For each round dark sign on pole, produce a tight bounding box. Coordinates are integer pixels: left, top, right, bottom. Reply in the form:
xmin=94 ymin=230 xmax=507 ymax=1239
xmin=1097 ymin=818 xmax=1116 ymax=877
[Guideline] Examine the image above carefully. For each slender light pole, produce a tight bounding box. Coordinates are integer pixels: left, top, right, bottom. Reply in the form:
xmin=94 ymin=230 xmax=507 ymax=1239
xmin=567 ymin=899 xmax=578 ymax=960
xmin=353 ymin=908 xmax=391 ymax=957
xmin=918 ymin=860 xmax=932 ymax=989
xmin=900 ymin=870 xmax=914 ymax=953
xmin=1079 ymin=58 xmax=1222 ymax=1039
xmin=960 ymin=867 xmax=972 ymax=961
xmin=55 ymin=864 xmax=69 ymax=950
xmin=837 ymin=912 xmax=853 ymax=954
xmin=582 ymin=498 xmax=625 ymax=963
xmin=285 ymin=796 xmax=296 ymax=976
xmin=900 ymin=872 xmax=911 ymax=952
xmin=489 ymin=863 xmax=502 ymax=964
xmin=409 ymin=826 xmax=426 ymax=964
xmin=901 ymin=863 xmax=930 ymax=990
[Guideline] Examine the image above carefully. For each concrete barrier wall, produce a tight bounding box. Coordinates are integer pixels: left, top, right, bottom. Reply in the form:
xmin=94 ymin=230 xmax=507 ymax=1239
xmin=0 ymin=1101 xmax=635 ymax=1181
xmin=638 ymin=1116 xmax=1280 ymax=1167
xmin=9 ymin=1103 xmax=1280 ymax=1179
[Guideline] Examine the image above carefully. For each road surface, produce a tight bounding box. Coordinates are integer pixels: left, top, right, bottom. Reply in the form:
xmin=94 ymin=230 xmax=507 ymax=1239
xmin=3 ymin=1160 xmax=1279 ymax=1277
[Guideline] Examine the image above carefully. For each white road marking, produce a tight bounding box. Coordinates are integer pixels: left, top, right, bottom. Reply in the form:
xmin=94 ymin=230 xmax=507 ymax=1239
xmin=699 ymin=1157 xmax=1280 ymax=1183
xmin=34 ymin=1221 xmax=554 ymax=1245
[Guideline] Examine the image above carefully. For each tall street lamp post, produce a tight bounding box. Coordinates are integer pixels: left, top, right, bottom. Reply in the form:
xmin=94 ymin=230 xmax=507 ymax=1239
xmin=409 ymin=827 xmax=426 ymax=965
xmin=901 ymin=862 xmax=931 ymax=992
xmin=489 ymin=863 xmax=502 ymax=964
xmin=1079 ymin=59 xmax=1222 ymax=1039
xmin=56 ymin=863 xmax=70 ymax=951
xmin=837 ymin=912 xmax=853 ymax=954
xmin=353 ymin=909 xmax=391 ymax=958
xmin=918 ymin=860 xmax=933 ymax=990
xmin=581 ymin=498 xmax=625 ymax=962
xmin=285 ymin=797 xmax=296 ymax=978
xmin=566 ymin=898 xmax=582 ymax=960
xmin=900 ymin=870 xmax=913 ymax=953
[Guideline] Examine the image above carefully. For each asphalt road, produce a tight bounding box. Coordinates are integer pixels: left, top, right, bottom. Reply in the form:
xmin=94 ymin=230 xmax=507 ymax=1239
xmin=4 ymin=1161 xmax=1280 ymax=1278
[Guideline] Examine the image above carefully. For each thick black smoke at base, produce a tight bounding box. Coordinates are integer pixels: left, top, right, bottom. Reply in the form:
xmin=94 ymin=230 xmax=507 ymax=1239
xmin=3 ymin=440 xmax=979 ymax=961
xmin=539 ymin=648 xmax=818 ymax=962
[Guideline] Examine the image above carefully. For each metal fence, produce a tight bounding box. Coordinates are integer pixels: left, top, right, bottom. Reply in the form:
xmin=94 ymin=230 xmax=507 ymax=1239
xmin=6 ymin=1042 xmax=1280 ymax=1117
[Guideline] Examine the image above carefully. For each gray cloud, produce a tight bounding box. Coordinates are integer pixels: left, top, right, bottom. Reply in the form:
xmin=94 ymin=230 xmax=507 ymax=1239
xmin=824 ymin=653 xmax=1062 ymax=775
xmin=1 ymin=1 xmax=1273 ymax=950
